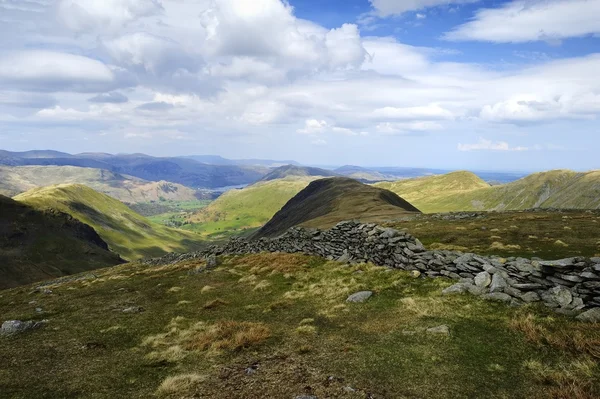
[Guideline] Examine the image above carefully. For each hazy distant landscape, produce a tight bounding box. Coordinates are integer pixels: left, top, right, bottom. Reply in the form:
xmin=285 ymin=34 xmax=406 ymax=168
xmin=2 ymin=0 xmax=600 ymax=398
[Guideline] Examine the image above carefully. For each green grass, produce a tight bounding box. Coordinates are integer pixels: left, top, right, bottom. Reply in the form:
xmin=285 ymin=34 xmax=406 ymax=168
xmin=386 ymin=209 xmax=600 ymax=259
xmin=187 ymin=178 xmax=315 ymax=239
xmin=14 ymin=184 xmax=205 ymax=261
xmin=1 ymin=253 xmax=598 ymax=398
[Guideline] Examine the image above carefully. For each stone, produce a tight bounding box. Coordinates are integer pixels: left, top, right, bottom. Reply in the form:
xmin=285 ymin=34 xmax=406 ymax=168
xmin=512 ymin=283 xmax=544 ymax=291
xmin=1 ymin=320 xmax=46 ymax=335
xmin=336 ymin=253 xmax=350 ymax=263
xmin=442 ymin=283 xmax=468 ymax=295
xmin=426 ymin=325 xmax=450 ymax=336
xmin=410 ymin=270 xmax=421 ymax=278
xmin=521 ymin=291 xmax=540 ymax=303
xmin=206 ymin=255 xmax=220 ymax=268
xmin=474 ymin=271 xmax=492 ymax=288
xmin=484 ymin=293 xmax=512 ymax=303
xmin=490 ymin=274 xmax=508 ymax=293
xmin=346 ymin=291 xmax=373 ymax=303
xmin=542 ymin=286 xmax=573 ymax=308
xmin=581 ymin=272 xmax=600 ymax=280
xmin=122 ymin=306 xmax=145 ymax=314
xmin=576 ymin=308 xmax=600 ymax=322
xmin=538 ymin=258 xmax=577 ymax=269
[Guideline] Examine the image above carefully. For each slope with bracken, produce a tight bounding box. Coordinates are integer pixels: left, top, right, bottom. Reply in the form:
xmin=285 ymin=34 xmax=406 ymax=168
xmin=374 ymin=171 xmax=491 ymax=213
xmin=14 ymin=184 xmax=204 ymax=261
xmin=0 ymin=194 xmax=123 ymax=289
xmin=406 ymin=170 xmax=600 ymax=213
xmin=0 ymin=165 xmax=199 ymax=203
xmin=255 ymin=177 xmax=420 ymax=238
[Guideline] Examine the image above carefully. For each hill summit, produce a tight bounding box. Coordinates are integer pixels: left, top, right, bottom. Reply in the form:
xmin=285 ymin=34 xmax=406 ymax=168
xmin=254 ymin=177 xmax=420 ymax=238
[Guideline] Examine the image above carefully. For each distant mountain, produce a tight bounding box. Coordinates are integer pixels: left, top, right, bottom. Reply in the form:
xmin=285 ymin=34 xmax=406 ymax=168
xmin=0 ymin=194 xmax=124 ymax=289
xmin=188 ymin=176 xmax=317 ymax=238
xmin=14 ymin=184 xmax=204 ymax=260
xmin=375 ymin=171 xmax=491 ymax=213
xmin=181 ymin=155 xmax=300 ymax=167
xmin=420 ymin=170 xmax=600 ymax=213
xmin=0 ymin=150 xmax=269 ymax=189
xmin=259 ymin=165 xmax=338 ymax=182
xmin=254 ymin=177 xmax=420 ymax=238
xmin=334 ymin=165 xmax=397 ymax=182
xmin=0 ymin=165 xmax=201 ymax=203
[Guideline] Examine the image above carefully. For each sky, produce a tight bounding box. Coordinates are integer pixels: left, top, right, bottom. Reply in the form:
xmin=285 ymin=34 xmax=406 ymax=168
xmin=1 ymin=0 xmax=600 ymax=171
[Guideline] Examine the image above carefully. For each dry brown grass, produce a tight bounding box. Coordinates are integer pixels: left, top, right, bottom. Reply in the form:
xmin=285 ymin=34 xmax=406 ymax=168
xmin=156 ymin=373 xmax=206 ymax=397
xmin=228 ymin=253 xmax=308 ymax=274
xmin=202 ymin=298 xmax=230 ymax=310
xmin=187 ymin=321 xmax=271 ymax=352
xmin=510 ymin=314 xmax=600 ymax=358
xmin=524 ymin=359 xmax=599 ymax=399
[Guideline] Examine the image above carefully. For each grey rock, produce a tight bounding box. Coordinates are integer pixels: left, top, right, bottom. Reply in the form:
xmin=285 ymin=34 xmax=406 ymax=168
xmin=490 ymin=274 xmax=508 ymax=293
xmin=484 ymin=293 xmax=512 ymax=303
xmin=474 ymin=271 xmax=492 ymax=288
xmin=426 ymin=325 xmax=450 ymax=336
xmin=206 ymin=255 xmax=220 ymax=268
xmin=1 ymin=320 xmax=46 ymax=335
xmin=346 ymin=291 xmax=373 ymax=303
xmin=442 ymin=283 xmax=468 ymax=295
xmin=336 ymin=252 xmax=350 ymax=263
xmin=538 ymin=258 xmax=577 ymax=268
xmin=521 ymin=291 xmax=540 ymax=303
xmin=576 ymin=308 xmax=600 ymax=322
xmin=122 ymin=306 xmax=145 ymax=314
xmin=542 ymin=286 xmax=573 ymax=308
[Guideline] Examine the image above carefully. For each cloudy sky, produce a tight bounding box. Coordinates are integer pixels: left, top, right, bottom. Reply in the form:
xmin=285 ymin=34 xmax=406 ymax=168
xmin=1 ymin=0 xmax=599 ymax=171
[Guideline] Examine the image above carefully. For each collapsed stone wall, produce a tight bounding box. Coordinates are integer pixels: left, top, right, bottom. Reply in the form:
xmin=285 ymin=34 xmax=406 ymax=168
xmin=146 ymin=221 xmax=600 ymax=316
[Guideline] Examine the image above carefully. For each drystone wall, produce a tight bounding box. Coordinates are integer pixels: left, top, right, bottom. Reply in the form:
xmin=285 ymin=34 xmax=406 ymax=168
xmin=146 ymin=221 xmax=600 ymax=316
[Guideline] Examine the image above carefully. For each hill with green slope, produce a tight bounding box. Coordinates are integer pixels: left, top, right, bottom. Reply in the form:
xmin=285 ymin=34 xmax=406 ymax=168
xmin=0 ymin=165 xmax=199 ymax=203
xmin=259 ymin=165 xmax=338 ymax=182
xmin=413 ymin=170 xmax=600 ymax=213
xmin=374 ymin=171 xmax=490 ymax=213
xmin=255 ymin=177 xmax=420 ymax=238
xmin=188 ymin=177 xmax=316 ymax=238
xmin=0 ymin=194 xmax=123 ymax=289
xmin=14 ymin=185 xmax=204 ymax=260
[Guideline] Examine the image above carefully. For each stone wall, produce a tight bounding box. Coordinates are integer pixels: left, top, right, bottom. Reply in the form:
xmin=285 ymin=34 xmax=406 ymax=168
xmin=146 ymin=221 xmax=600 ymax=316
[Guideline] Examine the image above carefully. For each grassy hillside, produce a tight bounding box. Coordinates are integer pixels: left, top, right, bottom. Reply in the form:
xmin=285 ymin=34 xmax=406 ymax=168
xmin=0 ymin=194 xmax=123 ymax=289
xmin=187 ymin=177 xmax=317 ymax=239
xmin=14 ymin=185 xmax=204 ymax=261
xmin=1 ymin=253 xmax=598 ymax=398
xmin=256 ymin=177 xmax=420 ymax=238
xmin=396 ymin=170 xmax=600 ymax=213
xmin=259 ymin=165 xmax=338 ymax=181
xmin=0 ymin=165 xmax=200 ymax=203
xmin=375 ymin=171 xmax=490 ymax=213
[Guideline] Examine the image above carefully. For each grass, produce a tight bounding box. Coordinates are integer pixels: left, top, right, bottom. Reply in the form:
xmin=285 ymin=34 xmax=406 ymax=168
xmin=14 ymin=184 xmax=205 ymax=261
xmin=186 ymin=177 xmax=315 ymax=239
xmin=386 ymin=209 xmax=600 ymax=259
xmin=1 ymin=252 xmax=598 ymax=398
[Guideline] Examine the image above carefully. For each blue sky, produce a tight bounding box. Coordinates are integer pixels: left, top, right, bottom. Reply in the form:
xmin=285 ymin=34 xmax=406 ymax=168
xmin=1 ymin=0 xmax=600 ymax=172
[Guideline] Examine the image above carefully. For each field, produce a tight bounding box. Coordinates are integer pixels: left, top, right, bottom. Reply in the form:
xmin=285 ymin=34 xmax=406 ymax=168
xmin=387 ymin=210 xmax=600 ymax=259
xmin=1 ymin=253 xmax=599 ymax=398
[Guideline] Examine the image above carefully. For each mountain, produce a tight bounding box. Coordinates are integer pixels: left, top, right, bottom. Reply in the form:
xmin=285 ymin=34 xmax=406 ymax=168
xmin=0 ymin=194 xmax=123 ymax=289
xmin=14 ymin=184 xmax=204 ymax=260
xmin=188 ymin=177 xmax=316 ymax=238
xmin=0 ymin=165 xmax=200 ymax=203
xmin=335 ymin=165 xmax=397 ymax=182
xmin=259 ymin=165 xmax=338 ymax=182
xmin=0 ymin=150 xmax=268 ymax=189
xmin=254 ymin=177 xmax=420 ymax=238
xmin=374 ymin=171 xmax=491 ymax=213
xmin=181 ymin=155 xmax=300 ymax=167
xmin=419 ymin=170 xmax=600 ymax=213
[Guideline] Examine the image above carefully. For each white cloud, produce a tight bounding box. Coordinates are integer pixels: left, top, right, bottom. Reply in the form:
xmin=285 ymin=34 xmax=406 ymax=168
xmin=0 ymin=50 xmax=117 ymax=92
xmin=458 ymin=138 xmax=528 ymax=152
xmin=57 ymin=0 xmax=163 ymax=33
xmin=376 ymin=121 xmax=443 ymax=134
xmin=369 ymin=0 xmax=479 ymax=17
xmin=311 ymin=138 xmax=327 ymax=146
xmin=372 ymin=104 xmax=455 ymax=120
xmin=297 ymin=119 xmax=329 ymax=134
xmin=445 ymin=0 xmax=600 ymax=43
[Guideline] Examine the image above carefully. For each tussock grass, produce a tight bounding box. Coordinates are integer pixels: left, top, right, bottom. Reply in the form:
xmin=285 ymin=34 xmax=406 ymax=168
xmin=156 ymin=373 xmax=206 ymax=397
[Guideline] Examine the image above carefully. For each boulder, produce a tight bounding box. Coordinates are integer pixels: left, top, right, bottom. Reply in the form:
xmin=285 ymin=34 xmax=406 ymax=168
xmin=474 ymin=271 xmax=492 ymax=288
xmin=1 ymin=320 xmax=46 ymax=335
xmin=576 ymin=308 xmax=600 ymax=323
xmin=442 ymin=283 xmax=468 ymax=295
xmin=346 ymin=291 xmax=373 ymax=303
xmin=489 ymin=274 xmax=508 ymax=293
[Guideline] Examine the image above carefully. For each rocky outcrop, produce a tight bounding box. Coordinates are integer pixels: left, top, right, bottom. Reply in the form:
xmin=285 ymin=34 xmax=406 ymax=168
xmin=145 ymin=221 xmax=600 ymax=317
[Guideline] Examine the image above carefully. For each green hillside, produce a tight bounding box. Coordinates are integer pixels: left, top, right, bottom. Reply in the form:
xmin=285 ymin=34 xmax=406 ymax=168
xmin=415 ymin=170 xmax=600 ymax=213
xmin=187 ymin=177 xmax=317 ymax=238
xmin=259 ymin=165 xmax=338 ymax=181
xmin=0 ymin=194 xmax=123 ymax=289
xmin=374 ymin=171 xmax=490 ymax=213
xmin=14 ymin=184 xmax=204 ymax=260
xmin=2 ymin=253 xmax=598 ymax=397
xmin=0 ymin=165 xmax=199 ymax=203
